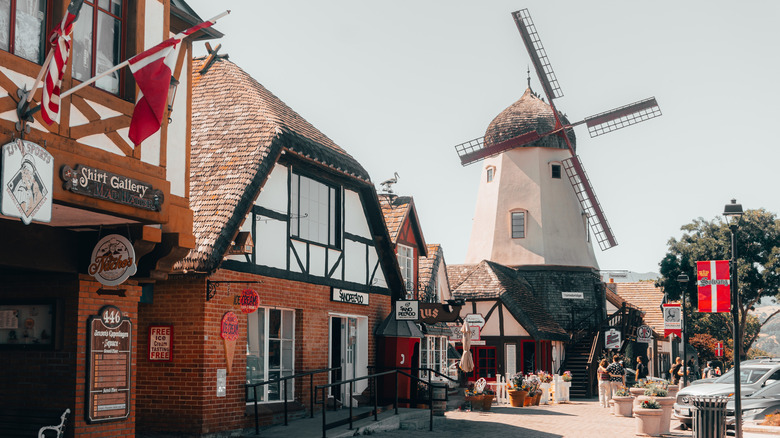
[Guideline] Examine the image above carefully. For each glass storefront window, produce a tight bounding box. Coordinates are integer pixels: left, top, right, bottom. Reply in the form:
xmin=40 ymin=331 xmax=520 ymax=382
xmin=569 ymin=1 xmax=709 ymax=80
xmin=247 ymin=307 xmax=295 ymax=402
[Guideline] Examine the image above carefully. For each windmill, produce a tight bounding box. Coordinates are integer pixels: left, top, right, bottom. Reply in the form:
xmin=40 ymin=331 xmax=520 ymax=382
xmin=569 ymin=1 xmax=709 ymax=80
xmin=455 ymin=9 xmax=661 ymax=253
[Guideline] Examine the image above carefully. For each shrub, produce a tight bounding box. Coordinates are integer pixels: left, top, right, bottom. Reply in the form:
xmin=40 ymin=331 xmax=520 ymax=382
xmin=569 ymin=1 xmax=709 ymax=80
xmin=640 ymin=399 xmax=661 ymax=409
xmin=761 ymin=411 xmax=780 ymax=426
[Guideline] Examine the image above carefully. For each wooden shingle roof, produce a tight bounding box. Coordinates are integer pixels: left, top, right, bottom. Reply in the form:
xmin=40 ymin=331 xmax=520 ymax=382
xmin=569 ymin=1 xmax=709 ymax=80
xmin=609 ymin=282 xmax=666 ymax=336
xmin=377 ymin=194 xmax=427 ymax=256
xmin=181 ymin=57 xmax=373 ymax=272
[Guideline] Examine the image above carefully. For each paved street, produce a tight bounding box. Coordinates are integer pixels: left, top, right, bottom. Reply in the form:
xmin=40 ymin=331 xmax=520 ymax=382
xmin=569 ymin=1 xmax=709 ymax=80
xmin=372 ymin=398 xmax=692 ymax=438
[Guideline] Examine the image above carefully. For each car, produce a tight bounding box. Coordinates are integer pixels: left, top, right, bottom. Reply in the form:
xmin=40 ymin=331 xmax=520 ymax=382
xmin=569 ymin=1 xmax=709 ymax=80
xmin=726 ymin=380 xmax=780 ymax=427
xmin=673 ymin=358 xmax=780 ymax=429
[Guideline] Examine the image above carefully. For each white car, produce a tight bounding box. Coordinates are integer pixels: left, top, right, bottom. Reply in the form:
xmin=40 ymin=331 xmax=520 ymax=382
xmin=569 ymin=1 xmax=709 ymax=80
xmin=673 ymin=358 xmax=780 ymax=430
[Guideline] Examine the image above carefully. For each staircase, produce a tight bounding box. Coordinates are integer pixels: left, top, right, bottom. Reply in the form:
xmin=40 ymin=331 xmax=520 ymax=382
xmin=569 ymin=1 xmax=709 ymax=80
xmin=564 ymin=338 xmax=593 ymax=399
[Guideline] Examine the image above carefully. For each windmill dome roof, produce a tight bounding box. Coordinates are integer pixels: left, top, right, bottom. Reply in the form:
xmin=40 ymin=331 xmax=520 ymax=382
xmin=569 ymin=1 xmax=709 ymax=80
xmin=484 ymin=88 xmax=575 ymax=150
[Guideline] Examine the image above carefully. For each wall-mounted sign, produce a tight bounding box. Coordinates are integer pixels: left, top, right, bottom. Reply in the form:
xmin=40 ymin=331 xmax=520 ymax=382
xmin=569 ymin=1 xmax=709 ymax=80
xmin=418 ymin=303 xmax=462 ymax=324
xmin=331 ymin=288 xmax=369 ymax=306
xmin=662 ymin=303 xmax=682 ymax=338
xmin=216 ymin=369 xmax=227 ymax=397
xmin=87 ymin=305 xmax=131 ymax=423
xmin=148 ymin=325 xmax=173 ymax=362
xmin=89 ymin=234 xmax=137 ymax=286
xmin=637 ymin=325 xmax=653 ymax=343
xmin=395 ymin=300 xmax=418 ymax=320
xmin=604 ymin=328 xmax=621 ymax=350
xmin=239 ymin=289 xmax=260 ymax=313
xmin=1 ymin=139 xmax=52 ymax=225
xmin=61 ymin=164 xmax=164 ymax=211
xmin=221 ymin=312 xmax=239 ymax=373
xmin=561 ymin=292 xmax=584 ymax=299
xmin=464 ymin=313 xmax=486 ymax=329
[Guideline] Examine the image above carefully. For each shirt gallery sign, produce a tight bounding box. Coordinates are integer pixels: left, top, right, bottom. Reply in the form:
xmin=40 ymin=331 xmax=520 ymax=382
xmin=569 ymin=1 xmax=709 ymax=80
xmin=61 ymin=164 xmax=164 ymax=211
xmin=331 ymin=288 xmax=369 ymax=306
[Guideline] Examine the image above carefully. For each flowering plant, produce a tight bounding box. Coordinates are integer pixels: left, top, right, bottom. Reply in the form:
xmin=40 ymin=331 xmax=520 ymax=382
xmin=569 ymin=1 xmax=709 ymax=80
xmin=640 ymin=399 xmax=661 ymax=409
xmin=615 ymin=386 xmax=632 ymax=397
xmin=643 ymin=384 xmax=667 ymax=397
xmin=561 ymin=371 xmax=572 ymax=382
xmin=510 ymin=372 xmax=524 ymax=390
xmin=537 ymin=371 xmax=553 ymax=383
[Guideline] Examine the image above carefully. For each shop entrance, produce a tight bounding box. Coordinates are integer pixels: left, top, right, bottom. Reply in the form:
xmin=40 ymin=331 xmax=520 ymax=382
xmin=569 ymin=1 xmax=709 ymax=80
xmin=330 ymin=316 xmax=358 ymax=404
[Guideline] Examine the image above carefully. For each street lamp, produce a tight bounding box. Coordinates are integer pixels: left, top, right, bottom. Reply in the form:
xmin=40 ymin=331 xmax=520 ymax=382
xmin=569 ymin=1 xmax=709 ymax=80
xmin=677 ymin=273 xmax=689 ymax=387
xmin=724 ymin=198 xmax=744 ymax=438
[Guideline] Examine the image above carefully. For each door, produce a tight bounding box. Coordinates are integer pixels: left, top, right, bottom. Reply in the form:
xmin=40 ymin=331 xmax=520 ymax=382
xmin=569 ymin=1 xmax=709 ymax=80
xmin=330 ymin=316 xmax=358 ymax=405
xmin=474 ymin=346 xmax=497 ymax=381
xmin=521 ymin=340 xmax=535 ymax=374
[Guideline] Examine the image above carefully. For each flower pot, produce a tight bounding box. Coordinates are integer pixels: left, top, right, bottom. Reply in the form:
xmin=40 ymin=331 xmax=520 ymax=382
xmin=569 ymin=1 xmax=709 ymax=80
xmin=540 ymin=382 xmax=551 ymax=404
xmin=666 ymin=384 xmax=679 ymax=399
xmin=612 ymin=396 xmax=634 ymax=417
xmin=655 ymin=396 xmax=676 ymax=435
xmin=524 ymin=393 xmax=534 ymax=406
xmin=634 ymin=407 xmax=663 ymax=437
xmin=533 ymin=392 xmax=541 ymax=405
xmin=464 ymin=394 xmax=484 ymax=410
xmin=558 ymin=381 xmax=571 ymax=403
xmin=508 ymin=389 xmax=527 ymax=407
xmin=482 ymin=394 xmax=495 ymax=411
xmin=629 ymin=387 xmax=646 ymax=398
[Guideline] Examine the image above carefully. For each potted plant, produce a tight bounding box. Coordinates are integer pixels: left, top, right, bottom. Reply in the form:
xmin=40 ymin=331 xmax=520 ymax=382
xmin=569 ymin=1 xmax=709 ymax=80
xmin=538 ymin=371 xmax=552 ymax=404
xmin=630 ymin=381 xmax=648 ymax=398
xmin=523 ymin=374 xmax=540 ymax=406
xmin=557 ymin=371 xmax=572 ymax=403
xmin=642 ymin=383 xmax=674 ymax=435
xmin=416 ymin=381 xmax=429 ymax=409
xmin=481 ymin=387 xmax=496 ymax=411
xmin=507 ymin=373 xmax=528 ymax=407
xmin=612 ymin=386 xmax=634 ymax=417
xmin=634 ymin=398 xmax=663 ymax=437
xmin=464 ymin=383 xmax=484 ymax=410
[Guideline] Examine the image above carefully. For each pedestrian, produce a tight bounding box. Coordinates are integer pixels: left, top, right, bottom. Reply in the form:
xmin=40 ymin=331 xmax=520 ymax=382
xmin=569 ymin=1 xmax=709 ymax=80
xmin=635 ymin=356 xmax=648 ymax=386
xmin=597 ymin=359 xmax=611 ymax=408
xmin=606 ymin=354 xmax=625 ymax=397
xmin=670 ymin=357 xmax=682 ymax=385
xmin=702 ymin=361 xmax=715 ymax=379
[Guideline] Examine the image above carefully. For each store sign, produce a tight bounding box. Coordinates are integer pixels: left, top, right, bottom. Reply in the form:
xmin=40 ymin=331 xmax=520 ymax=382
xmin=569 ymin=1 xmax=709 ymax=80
xmin=417 ymin=302 xmax=462 ymax=324
xmin=87 ymin=305 xmax=131 ymax=423
xmin=89 ymin=234 xmax=137 ymax=286
xmin=604 ymin=328 xmax=621 ymax=349
xmin=395 ymin=300 xmax=418 ymax=320
xmin=663 ymin=303 xmax=682 ymax=338
xmin=61 ymin=164 xmax=164 ymax=211
xmin=221 ymin=312 xmax=239 ymax=373
xmin=465 ymin=313 xmax=485 ymax=328
xmin=239 ymin=289 xmax=260 ymax=313
xmin=637 ymin=325 xmax=653 ymax=343
xmin=331 ymin=288 xmax=369 ymax=306
xmin=561 ymin=292 xmax=584 ymax=299
xmin=148 ymin=325 xmax=173 ymax=362
xmin=1 ymin=139 xmax=52 ymax=225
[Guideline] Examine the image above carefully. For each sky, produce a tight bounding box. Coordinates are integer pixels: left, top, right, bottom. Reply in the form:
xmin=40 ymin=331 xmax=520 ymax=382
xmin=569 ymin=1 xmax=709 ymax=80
xmin=184 ymin=1 xmax=780 ymax=274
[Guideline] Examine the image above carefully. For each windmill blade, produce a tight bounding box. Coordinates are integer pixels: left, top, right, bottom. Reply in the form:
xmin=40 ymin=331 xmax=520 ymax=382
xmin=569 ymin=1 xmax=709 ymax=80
xmin=512 ymin=9 xmax=563 ymax=103
xmin=575 ymin=97 xmax=661 ymax=138
xmin=455 ymin=130 xmax=543 ymax=166
xmin=561 ymin=155 xmax=617 ymax=250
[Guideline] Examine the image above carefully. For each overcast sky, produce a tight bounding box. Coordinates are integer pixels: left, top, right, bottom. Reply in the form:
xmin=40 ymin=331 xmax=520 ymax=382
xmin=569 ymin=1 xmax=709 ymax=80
xmin=184 ymin=1 xmax=780 ymax=274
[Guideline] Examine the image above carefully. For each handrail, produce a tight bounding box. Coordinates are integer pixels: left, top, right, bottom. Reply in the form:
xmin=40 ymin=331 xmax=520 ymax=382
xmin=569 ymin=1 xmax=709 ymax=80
xmin=245 ymin=366 xmax=340 ymax=435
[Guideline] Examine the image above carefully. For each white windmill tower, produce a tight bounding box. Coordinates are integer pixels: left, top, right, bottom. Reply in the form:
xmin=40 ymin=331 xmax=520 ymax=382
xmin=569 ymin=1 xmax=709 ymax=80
xmin=457 ymin=9 xmax=662 ymax=269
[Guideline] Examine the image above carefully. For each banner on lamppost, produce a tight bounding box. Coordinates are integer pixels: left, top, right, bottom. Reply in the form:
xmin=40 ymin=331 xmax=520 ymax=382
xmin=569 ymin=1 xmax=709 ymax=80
xmin=716 ymin=341 xmax=724 ymax=357
xmin=663 ymin=303 xmax=682 ymax=338
xmin=696 ymin=260 xmax=731 ymax=313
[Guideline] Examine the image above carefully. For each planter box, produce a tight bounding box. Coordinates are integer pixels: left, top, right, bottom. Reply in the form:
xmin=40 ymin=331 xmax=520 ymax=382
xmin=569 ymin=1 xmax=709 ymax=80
xmin=634 ymin=407 xmax=663 ymax=437
xmin=612 ymin=396 xmax=634 ymax=417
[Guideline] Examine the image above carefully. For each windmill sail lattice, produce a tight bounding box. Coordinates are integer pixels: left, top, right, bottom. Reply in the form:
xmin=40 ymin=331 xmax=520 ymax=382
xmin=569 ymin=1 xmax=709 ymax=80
xmin=561 ymin=156 xmax=617 ymax=251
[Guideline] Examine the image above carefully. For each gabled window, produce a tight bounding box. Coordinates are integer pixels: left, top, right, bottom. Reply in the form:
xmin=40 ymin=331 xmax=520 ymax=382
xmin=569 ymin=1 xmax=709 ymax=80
xmin=397 ymin=244 xmax=415 ymax=298
xmin=0 ymin=0 xmax=50 ymax=64
xmin=72 ymin=0 xmax=126 ymax=94
xmin=511 ymin=210 xmax=526 ymax=239
xmin=290 ymin=172 xmax=340 ymax=247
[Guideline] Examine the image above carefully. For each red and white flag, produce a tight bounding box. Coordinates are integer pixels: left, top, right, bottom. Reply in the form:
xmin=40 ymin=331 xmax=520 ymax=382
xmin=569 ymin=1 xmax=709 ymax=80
xmin=696 ymin=260 xmax=731 ymax=313
xmin=127 ymin=19 xmax=218 ymax=145
xmin=41 ymin=0 xmax=85 ymax=125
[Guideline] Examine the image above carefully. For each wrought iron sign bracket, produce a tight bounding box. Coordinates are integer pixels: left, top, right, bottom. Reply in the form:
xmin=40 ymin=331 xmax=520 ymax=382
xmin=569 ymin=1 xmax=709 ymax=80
xmin=206 ymin=280 xmax=263 ymax=302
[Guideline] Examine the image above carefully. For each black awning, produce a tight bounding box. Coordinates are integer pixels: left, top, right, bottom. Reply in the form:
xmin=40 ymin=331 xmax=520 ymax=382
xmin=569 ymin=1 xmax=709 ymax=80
xmin=375 ymin=313 xmax=424 ymax=338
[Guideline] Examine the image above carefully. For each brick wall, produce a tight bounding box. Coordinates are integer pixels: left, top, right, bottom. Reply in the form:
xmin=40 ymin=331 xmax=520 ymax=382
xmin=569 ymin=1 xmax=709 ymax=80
xmin=136 ymin=269 xmax=392 ymax=436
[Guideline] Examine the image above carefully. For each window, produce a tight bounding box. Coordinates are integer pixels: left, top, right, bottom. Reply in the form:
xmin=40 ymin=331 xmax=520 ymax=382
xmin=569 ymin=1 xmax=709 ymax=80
xmin=397 ymin=244 xmax=415 ymax=298
xmin=551 ymin=164 xmax=561 ymax=179
xmin=246 ymin=307 xmax=295 ymax=402
xmin=420 ymin=336 xmax=448 ymax=379
xmin=511 ymin=211 xmax=525 ymax=238
xmin=72 ymin=0 xmax=125 ymax=94
xmin=0 ymin=0 xmax=49 ymax=63
xmin=290 ymin=172 xmax=340 ymax=247
xmin=486 ymin=167 xmax=495 ymax=183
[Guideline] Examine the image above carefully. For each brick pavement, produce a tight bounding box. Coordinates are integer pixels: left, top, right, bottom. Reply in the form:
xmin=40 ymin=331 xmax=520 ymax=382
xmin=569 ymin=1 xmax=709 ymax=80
xmin=371 ymin=398 xmax=694 ymax=438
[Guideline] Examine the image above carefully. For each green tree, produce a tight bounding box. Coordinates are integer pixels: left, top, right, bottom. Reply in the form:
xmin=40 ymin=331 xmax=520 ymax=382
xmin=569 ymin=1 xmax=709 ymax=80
xmin=657 ymin=209 xmax=780 ymax=361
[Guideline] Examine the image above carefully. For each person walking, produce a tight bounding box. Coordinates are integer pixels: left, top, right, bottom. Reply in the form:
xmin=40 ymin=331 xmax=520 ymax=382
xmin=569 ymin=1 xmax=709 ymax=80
xmin=702 ymin=361 xmax=716 ymax=379
xmin=670 ymin=357 xmax=682 ymax=385
xmin=635 ymin=356 xmax=648 ymax=386
xmin=597 ymin=359 xmax=611 ymax=408
xmin=606 ymin=354 xmax=625 ymax=397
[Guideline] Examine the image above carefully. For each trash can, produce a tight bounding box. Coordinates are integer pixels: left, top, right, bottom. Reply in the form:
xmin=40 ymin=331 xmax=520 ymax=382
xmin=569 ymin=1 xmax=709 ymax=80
xmin=431 ymin=382 xmax=448 ymax=416
xmin=691 ymin=395 xmax=728 ymax=438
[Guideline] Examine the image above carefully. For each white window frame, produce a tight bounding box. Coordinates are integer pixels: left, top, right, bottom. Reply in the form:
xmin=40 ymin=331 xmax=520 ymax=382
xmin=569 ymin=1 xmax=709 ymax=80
xmin=290 ymin=171 xmax=339 ymax=247
xmin=510 ymin=210 xmax=526 ymax=239
xmin=246 ymin=307 xmax=296 ymax=403
xmin=397 ymin=244 xmax=415 ymax=298
xmin=486 ymin=166 xmax=496 ymax=183
xmin=420 ymin=336 xmax=448 ymax=380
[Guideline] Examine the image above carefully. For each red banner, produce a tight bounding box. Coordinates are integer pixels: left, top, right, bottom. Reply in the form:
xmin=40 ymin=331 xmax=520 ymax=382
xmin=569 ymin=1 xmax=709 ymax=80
xmin=696 ymin=260 xmax=731 ymax=313
xmin=663 ymin=303 xmax=682 ymax=338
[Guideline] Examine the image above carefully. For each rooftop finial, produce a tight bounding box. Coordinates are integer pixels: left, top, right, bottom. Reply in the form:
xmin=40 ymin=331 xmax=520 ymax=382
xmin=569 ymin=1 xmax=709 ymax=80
xmin=527 ymin=65 xmax=531 ymax=89
xmin=379 ymin=172 xmax=399 ymax=194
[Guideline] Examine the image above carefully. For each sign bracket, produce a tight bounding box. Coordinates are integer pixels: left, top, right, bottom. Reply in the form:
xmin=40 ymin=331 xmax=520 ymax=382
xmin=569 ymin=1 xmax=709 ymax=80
xmin=205 ymin=280 xmax=262 ymax=302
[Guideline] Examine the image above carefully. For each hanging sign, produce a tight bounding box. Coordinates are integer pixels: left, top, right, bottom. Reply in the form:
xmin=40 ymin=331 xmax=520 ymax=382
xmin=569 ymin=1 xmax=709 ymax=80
xmin=696 ymin=260 xmax=731 ymax=313
xmin=604 ymin=328 xmax=621 ymax=349
xmin=663 ymin=303 xmax=682 ymax=338
xmin=87 ymin=305 xmax=132 ymax=423
xmin=61 ymin=164 xmax=164 ymax=211
xmin=239 ymin=289 xmax=260 ymax=313
xmin=1 ymin=139 xmax=52 ymax=224
xmin=637 ymin=325 xmax=653 ymax=343
xmin=395 ymin=300 xmax=419 ymax=320
xmin=716 ymin=341 xmax=724 ymax=357
xmin=465 ymin=313 xmax=486 ymax=328
xmin=417 ymin=302 xmax=462 ymax=324
xmin=89 ymin=234 xmax=137 ymax=286
xmin=148 ymin=325 xmax=173 ymax=362
xmin=331 ymin=288 xmax=369 ymax=306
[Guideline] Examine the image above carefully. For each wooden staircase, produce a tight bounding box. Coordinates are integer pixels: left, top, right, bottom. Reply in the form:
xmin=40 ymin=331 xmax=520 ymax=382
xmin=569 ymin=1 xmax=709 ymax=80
xmin=564 ymin=338 xmax=593 ymax=399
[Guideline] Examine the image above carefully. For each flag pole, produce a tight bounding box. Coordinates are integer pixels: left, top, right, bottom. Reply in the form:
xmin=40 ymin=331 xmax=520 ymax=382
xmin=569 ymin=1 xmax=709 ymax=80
xmin=26 ymin=49 xmax=55 ymax=103
xmin=60 ymin=10 xmax=230 ymax=100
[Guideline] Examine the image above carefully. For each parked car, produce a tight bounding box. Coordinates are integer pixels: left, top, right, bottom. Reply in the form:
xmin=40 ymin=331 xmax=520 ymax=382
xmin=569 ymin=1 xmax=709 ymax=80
xmin=673 ymin=358 xmax=780 ymax=430
xmin=726 ymin=379 xmax=780 ymax=428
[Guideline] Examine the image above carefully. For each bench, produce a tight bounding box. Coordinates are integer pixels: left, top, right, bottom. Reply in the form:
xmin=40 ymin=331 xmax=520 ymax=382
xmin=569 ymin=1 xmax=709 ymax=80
xmin=0 ymin=408 xmax=70 ymax=438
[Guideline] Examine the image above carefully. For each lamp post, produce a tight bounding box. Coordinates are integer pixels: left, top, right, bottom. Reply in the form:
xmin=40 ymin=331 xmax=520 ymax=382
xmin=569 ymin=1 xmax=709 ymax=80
xmin=724 ymin=198 xmax=744 ymax=438
xmin=677 ymin=273 xmax=689 ymax=387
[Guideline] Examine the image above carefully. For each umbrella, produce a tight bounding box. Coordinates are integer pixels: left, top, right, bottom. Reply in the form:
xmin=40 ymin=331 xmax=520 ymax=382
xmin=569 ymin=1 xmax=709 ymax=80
xmin=459 ymin=321 xmax=474 ymax=373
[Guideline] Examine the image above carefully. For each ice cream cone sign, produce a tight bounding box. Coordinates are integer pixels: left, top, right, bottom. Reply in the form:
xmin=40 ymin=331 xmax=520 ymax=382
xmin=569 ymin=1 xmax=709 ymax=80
xmin=221 ymin=312 xmax=239 ymax=373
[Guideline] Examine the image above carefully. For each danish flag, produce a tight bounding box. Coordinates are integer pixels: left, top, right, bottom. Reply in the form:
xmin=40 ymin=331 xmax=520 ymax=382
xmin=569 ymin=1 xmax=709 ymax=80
xmin=41 ymin=0 xmax=84 ymax=125
xmin=696 ymin=260 xmax=731 ymax=313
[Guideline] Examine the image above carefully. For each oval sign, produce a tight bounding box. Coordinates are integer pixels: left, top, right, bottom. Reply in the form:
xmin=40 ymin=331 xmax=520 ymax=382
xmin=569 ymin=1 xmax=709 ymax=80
xmin=99 ymin=305 xmax=123 ymax=328
xmin=239 ymin=289 xmax=259 ymax=314
xmin=220 ymin=312 xmax=239 ymax=341
xmin=89 ymin=234 xmax=137 ymax=286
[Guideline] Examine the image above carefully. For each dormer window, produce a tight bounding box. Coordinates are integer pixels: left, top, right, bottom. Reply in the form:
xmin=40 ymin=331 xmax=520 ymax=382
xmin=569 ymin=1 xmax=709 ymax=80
xmin=290 ymin=171 xmax=341 ymax=248
xmin=511 ymin=210 xmax=526 ymax=239
xmin=486 ymin=166 xmax=495 ymax=183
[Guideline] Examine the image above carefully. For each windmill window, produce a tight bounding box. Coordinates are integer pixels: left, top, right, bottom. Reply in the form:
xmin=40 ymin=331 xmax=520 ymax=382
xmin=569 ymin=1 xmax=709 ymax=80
xmin=0 ymin=0 xmax=50 ymax=64
xmin=486 ymin=166 xmax=495 ymax=183
xmin=511 ymin=211 xmax=526 ymax=239
xmin=551 ymin=164 xmax=562 ymax=179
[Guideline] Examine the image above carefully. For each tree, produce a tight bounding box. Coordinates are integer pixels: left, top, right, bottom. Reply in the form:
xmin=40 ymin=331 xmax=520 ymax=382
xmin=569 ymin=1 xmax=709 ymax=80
xmin=657 ymin=209 xmax=780 ymax=362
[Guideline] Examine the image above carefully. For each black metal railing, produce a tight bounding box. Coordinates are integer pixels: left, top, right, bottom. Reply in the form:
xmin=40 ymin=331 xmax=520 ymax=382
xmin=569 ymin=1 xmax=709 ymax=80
xmin=245 ymin=366 xmax=340 ymax=435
